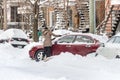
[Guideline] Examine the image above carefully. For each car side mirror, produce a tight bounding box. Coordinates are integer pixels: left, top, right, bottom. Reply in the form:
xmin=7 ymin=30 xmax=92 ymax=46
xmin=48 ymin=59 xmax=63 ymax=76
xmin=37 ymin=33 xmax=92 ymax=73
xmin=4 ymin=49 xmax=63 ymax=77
xmin=100 ymin=43 xmax=105 ymax=47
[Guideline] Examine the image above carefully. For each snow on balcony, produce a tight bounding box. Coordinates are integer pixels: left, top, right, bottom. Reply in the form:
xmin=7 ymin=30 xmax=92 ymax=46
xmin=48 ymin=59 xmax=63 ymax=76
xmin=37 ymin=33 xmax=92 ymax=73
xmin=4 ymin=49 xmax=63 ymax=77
xmin=18 ymin=6 xmax=32 ymax=14
xmin=111 ymin=0 xmax=120 ymax=5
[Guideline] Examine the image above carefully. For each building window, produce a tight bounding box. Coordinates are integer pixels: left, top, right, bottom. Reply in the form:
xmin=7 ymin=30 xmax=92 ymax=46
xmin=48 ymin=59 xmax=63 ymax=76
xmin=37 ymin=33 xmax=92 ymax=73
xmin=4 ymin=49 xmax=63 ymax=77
xmin=11 ymin=6 xmax=17 ymax=22
xmin=68 ymin=9 xmax=72 ymax=27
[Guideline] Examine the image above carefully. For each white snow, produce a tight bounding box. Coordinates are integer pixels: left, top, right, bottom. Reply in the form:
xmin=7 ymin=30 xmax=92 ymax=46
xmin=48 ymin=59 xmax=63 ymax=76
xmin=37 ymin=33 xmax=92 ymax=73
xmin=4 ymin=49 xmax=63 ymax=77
xmin=0 ymin=28 xmax=28 ymax=39
xmin=0 ymin=30 xmax=4 ymax=34
xmin=0 ymin=43 xmax=120 ymax=80
xmin=0 ymin=29 xmax=120 ymax=80
xmin=52 ymin=29 xmax=73 ymax=35
xmin=111 ymin=0 xmax=120 ymax=5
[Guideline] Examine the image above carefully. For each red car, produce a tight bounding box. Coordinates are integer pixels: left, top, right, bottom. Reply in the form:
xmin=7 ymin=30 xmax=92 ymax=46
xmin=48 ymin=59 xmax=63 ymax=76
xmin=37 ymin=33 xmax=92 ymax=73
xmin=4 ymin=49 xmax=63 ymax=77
xmin=29 ymin=33 xmax=101 ymax=61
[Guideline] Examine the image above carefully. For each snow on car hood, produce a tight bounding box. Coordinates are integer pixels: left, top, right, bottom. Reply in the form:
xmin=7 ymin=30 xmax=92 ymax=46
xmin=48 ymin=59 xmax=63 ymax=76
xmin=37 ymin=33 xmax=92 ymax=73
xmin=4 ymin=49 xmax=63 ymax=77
xmin=0 ymin=28 xmax=28 ymax=39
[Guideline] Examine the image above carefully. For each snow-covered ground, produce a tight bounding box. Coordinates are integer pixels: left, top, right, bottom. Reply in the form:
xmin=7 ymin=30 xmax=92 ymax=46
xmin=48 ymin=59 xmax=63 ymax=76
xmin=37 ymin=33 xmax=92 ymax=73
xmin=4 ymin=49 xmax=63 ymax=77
xmin=0 ymin=29 xmax=119 ymax=80
xmin=0 ymin=42 xmax=120 ymax=80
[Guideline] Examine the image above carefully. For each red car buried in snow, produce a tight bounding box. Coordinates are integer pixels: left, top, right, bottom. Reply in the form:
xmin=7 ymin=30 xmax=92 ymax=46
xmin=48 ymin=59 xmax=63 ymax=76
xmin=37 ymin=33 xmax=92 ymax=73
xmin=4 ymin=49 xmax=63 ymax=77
xmin=29 ymin=33 xmax=101 ymax=61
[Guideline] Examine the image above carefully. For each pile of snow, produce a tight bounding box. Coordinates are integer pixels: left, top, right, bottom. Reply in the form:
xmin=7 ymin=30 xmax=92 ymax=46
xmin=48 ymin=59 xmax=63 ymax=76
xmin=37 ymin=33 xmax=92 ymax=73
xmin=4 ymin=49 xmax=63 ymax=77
xmin=0 ymin=30 xmax=4 ymax=34
xmin=0 ymin=29 xmax=119 ymax=80
xmin=0 ymin=43 xmax=120 ymax=80
xmin=111 ymin=0 xmax=120 ymax=5
xmin=24 ymin=42 xmax=43 ymax=52
xmin=114 ymin=32 xmax=120 ymax=36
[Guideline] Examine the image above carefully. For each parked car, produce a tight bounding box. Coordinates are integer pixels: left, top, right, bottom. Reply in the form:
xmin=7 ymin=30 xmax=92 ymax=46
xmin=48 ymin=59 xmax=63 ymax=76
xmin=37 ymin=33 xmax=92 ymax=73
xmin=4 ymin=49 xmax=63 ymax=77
xmin=29 ymin=33 xmax=101 ymax=61
xmin=0 ymin=28 xmax=30 ymax=48
xmin=96 ymin=33 xmax=120 ymax=59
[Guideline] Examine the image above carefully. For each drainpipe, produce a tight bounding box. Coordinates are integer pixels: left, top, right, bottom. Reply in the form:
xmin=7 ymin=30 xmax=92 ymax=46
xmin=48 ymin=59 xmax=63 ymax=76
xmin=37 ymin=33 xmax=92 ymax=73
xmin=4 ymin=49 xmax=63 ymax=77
xmin=3 ymin=0 xmax=7 ymax=30
xmin=89 ymin=0 xmax=96 ymax=33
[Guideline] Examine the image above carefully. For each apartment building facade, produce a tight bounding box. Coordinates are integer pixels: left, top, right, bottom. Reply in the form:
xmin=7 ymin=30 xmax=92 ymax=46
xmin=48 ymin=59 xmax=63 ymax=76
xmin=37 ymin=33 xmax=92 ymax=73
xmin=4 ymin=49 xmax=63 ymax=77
xmin=2 ymin=0 xmax=112 ymax=34
xmin=97 ymin=0 xmax=120 ymax=36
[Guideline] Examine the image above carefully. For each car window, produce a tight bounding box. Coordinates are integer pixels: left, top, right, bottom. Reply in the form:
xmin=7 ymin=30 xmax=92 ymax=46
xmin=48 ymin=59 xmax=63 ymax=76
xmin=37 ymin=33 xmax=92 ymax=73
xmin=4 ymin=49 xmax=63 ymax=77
xmin=74 ymin=35 xmax=94 ymax=43
xmin=57 ymin=35 xmax=75 ymax=43
xmin=113 ymin=36 xmax=120 ymax=43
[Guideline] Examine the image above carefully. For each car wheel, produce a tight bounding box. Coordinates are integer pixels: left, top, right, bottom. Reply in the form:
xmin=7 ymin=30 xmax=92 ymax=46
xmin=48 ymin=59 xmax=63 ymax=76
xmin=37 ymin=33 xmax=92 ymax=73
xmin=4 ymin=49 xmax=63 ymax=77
xmin=21 ymin=45 xmax=25 ymax=48
xmin=34 ymin=49 xmax=44 ymax=61
xmin=116 ymin=55 xmax=120 ymax=59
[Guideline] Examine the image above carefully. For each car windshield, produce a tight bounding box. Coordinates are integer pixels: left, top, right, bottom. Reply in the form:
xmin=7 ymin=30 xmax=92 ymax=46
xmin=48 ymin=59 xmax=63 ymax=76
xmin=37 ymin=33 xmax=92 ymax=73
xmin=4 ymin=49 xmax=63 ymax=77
xmin=107 ymin=36 xmax=120 ymax=43
xmin=113 ymin=36 xmax=120 ymax=43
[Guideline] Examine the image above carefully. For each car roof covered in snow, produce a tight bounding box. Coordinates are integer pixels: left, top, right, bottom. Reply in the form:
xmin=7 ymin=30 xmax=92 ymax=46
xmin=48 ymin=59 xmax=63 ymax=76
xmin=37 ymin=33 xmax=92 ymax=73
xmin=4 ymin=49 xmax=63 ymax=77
xmin=0 ymin=28 xmax=28 ymax=39
xmin=114 ymin=32 xmax=120 ymax=36
xmin=54 ymin=32 xmax=108 ymax=43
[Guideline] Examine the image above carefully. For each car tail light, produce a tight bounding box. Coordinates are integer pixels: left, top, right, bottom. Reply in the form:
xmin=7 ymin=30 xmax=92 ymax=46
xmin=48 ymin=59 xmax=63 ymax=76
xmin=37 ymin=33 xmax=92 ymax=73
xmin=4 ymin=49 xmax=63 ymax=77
xmin=8 ymin=38 xmax=14 ymax=42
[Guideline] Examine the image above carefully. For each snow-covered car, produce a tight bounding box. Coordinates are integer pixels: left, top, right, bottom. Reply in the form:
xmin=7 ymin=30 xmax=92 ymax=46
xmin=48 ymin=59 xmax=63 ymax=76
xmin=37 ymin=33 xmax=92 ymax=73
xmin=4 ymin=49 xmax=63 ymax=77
xmin=29 ymin=33 xmax=102 ymax=61
xmin=0 ymin=28 xmax=30 ymax=48
xmin=96 ymin=33 xmax=120 ymax=59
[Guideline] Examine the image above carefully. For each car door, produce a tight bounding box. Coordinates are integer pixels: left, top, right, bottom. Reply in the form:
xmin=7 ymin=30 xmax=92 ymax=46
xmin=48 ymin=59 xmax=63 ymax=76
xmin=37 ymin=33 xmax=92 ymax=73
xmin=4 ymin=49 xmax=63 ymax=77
xmin=52 ymin=35 xmax=76 ymax=55
xmin=71 ymin=35 xmax=96 ymax=56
